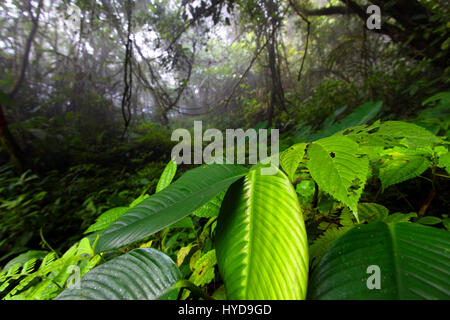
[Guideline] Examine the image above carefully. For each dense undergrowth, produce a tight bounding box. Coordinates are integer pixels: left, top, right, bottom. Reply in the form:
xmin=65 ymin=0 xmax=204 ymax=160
xmin=0 ymin=91 xmax=448 ymax=300
xmin=0 ymin=122 xmax=177 ymax=263
xmin=0 ymin=0 xmax=449 ymax=302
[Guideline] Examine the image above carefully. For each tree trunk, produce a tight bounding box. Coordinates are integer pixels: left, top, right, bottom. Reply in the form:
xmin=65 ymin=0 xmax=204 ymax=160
xmin=0 ymin=104 xmax=24 ymax=173
xmin=0 ymin=0 xmax=44 ymax=173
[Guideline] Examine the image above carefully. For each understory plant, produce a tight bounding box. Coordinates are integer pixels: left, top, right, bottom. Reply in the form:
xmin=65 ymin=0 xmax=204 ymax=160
xmin=1 ymin=94 xmax=450 ymax=300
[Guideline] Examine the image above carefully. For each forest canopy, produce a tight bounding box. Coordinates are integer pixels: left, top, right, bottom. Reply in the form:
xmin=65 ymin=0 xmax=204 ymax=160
xmin=0 ymin=0 xmax=449 ymax=301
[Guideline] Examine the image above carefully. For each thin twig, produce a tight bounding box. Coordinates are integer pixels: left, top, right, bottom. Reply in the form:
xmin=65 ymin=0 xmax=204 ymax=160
xmin=40 ymin=228 xmax=59 ymax=258
xmin=288 ymin=0 xmax=311 ymax=82
xmin=219 ymin=39 xmax=269 ymax=111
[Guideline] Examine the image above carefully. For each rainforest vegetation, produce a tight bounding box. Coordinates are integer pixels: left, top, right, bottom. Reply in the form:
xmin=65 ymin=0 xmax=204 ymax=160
xmin=0 ymin=0 xmax=449 ymax=300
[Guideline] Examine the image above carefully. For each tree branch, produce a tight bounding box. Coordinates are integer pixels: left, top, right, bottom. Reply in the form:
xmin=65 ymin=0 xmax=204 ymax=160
xmin=298 ymin=0 xmax=406 ymax=44
xmin=302 ymin=6 xmax=351 ymax=16
xmin=9 ymin=0 xmax=43 ymax=99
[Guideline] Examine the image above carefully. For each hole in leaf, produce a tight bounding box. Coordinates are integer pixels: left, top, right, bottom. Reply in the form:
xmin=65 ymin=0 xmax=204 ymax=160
xmin=347 ymin=178 xmax=362 ymax=195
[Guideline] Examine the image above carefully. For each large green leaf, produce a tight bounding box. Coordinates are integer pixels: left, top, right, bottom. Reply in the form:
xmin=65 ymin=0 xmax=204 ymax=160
xmin=308 ymin=222 xmax=450 ymax=299
xmin=311 ymin=101 xmax=382 ymax=141
xmin=280 ymin=143 xmax=307 ymax=181
xmin=378 ymin=148 xmax=431 ymax=191
xmin=422 ymin=91 xmax=450 ymax=106
xmin=95 ymin=164 xmax=248 ymax=253
xmin=55 ymin=248 xmax=181 ymax=300
xmin=307 ymin=135 xmax=369 ymax=218
xmin=215 ymin=166 xmax=309 ymax=299
xmin=375 ymin=121 xmax=443 ymax=149
xmin=336 ymin=101 xmax=382 ymax=128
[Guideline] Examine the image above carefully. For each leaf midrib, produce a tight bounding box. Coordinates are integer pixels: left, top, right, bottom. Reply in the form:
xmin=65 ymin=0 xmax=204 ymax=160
xmin=98 ymin=170 xmax=247 ymax=252
xmin=387 ymin=223 xmax=403 ymax=299
xmin=244 ymin=169 xmax=256 ymax=299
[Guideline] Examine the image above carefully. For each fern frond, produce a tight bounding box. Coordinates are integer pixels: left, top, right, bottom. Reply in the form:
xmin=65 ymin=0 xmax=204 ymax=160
xmin=358 ymin=203 xmax=389 ymax=222
xmin=310 ymin=226 xmax=353 ymax=268
xmin=37 ymin=252 xmax=57 ymax=274
xmin=0 ymin=270 xmax=7 ymax=282
xmin=6 ymin=264 xmax=21 ymax=278
xmin=339 ymin=209 xmax=355 ymax=227
xmin=21 ymin=258 xmax=38 ymax=275
xmin=4 ymin=275 xmax=36 ymax=298
xmin=0 ymin=280 xmax=11 ymax=293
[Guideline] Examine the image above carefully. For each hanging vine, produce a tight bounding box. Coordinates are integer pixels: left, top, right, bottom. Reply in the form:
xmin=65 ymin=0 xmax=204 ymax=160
xmin=121 ymin=0 xmax=133 ymax=139
xmin=288 ymin=0 xmax=310 ymax=83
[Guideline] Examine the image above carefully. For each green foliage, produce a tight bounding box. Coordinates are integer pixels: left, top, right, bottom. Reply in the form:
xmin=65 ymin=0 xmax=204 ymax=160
xmin=3 ymin=250 xmax=47 ymax=272
xmin=55 ymin=248 xmax=181 ymax=300
xmin=280 ymin=143 xmax=307 ymax=181
xmin=189 ymin=249 xmax=217 ymax=288
xmin=0 ymin=237 xmax=100 ymax=300
xmin=292 ymin=80 xmax=363 ymax=131
xmin=84 ymin=207 xmax=129 ymax=234
xmin=416 ymin=216 xmax=443 ymax=225
xmin=307 ymin=135 xmax=369 ymax=219
xmin=309 ymin=222 xmax=450 ymax=299
xmin=156 ymin=159 xmax=177 ymax=193
xmin=438 ymin=151 xmax=450 ymax=174
xmin=340 ymin=203 xmax=417 ymax=226
xmin=215 ymin=166 xmax=309 ymax=299
xmin=1 ymin=82 xmax=450 ymax=300
xmin=383 ymin=212 xmax=418 ymax=224
xmin=0 ymin=159 xmax=168 ymax=262
xmin=416 ymin=92 xmax=450 ymax=136
xmin=0 ymin=0 xmax=449 ymax=302
xmin=357 ymin=203 xmax=389 ymax=222
xmin=295 ymin=180 xmax=316 ymax=206
xmin=286 ymin=118 xmax=448 ymax=221
xmin=1 ymin=110 xmax=448 ymax=301
xmin=309 ymin=226 xmax=353 ymax=269
xmin=378 ymin=147 xmax=432 ymax=191
xmin=192 ymin=191 xmax=226 ymax=218
xmin=309 ymin=203 xmax=419 ymax=269
xmin=374 ymin=121 xmax=443 ymax=149
xmin=0 ymin=89 xmax=13 ymax=107
xmin=95 ymin=164 xmax=248 ymax=253
xmin=84 ymin=191 xmax=153 ymax=235
xmin=311 ymin=101 xmax=383 ymax=142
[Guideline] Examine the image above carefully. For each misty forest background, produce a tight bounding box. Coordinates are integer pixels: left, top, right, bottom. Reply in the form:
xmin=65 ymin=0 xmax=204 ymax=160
xmin=0 ymin=0 xmax=449 ymax=290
